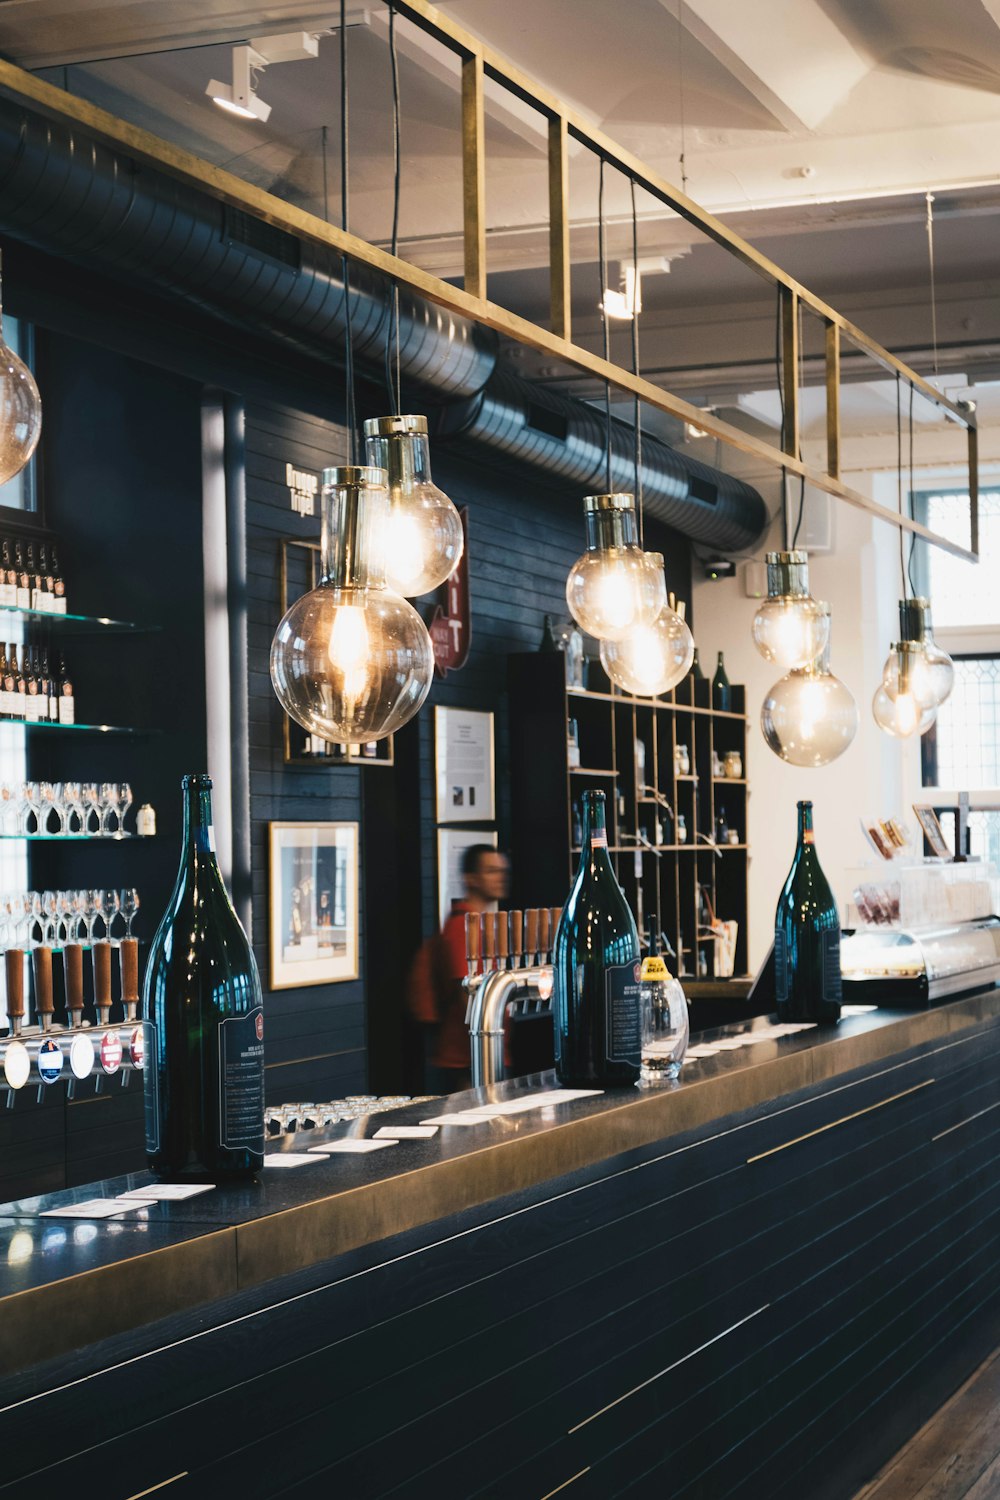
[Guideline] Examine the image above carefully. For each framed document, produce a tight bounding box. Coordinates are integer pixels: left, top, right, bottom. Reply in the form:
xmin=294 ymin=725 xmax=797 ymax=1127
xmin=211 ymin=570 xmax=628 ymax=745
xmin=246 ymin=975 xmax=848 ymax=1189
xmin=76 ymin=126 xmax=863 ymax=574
xmin=913 ymin=804 xmax=952 ymax=859
xmin=268 ymin=821 xmax=359 ymax=989
xmin=437 ymin=827 xmax=499 ymax=927
xmin=434 ymin=706 xmax=496 ymax=823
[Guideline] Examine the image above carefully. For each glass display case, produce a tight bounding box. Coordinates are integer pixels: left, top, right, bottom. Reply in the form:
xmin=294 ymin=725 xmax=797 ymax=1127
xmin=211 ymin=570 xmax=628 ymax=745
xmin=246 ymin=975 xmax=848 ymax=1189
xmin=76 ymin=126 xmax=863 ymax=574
xmin=840 ymin=916 xmax=1000 ymax=1005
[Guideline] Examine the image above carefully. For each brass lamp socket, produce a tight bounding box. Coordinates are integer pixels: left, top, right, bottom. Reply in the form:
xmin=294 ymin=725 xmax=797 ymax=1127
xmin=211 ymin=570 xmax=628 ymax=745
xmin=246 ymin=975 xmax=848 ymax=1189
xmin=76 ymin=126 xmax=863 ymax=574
xmin=583 ymin=493 xmax=639 ymax=551
xmin=765 ymin=549 xmax=810 ymax=599
xmin=898 ymin=596 xmax=930 ymax=644
xmin=319 ymin=465 xmax=389 ymax=589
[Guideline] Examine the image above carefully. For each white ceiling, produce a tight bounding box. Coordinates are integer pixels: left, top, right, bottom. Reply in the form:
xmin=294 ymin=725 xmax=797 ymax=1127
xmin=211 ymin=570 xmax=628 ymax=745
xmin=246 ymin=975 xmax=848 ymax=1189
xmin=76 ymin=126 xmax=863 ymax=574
xmin=1 ymin=0 xmax=998 ymax=422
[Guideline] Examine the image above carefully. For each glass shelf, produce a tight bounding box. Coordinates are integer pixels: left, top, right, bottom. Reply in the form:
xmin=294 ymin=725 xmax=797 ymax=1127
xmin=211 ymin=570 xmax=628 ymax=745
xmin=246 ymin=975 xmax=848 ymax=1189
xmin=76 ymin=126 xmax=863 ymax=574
xmin=0 ymin=720 xmax=156 ymax=735
xmin=0 ymin=603 xmax=157 ymax=634
xmin=0 ymin=833 xmax=152 ymax=842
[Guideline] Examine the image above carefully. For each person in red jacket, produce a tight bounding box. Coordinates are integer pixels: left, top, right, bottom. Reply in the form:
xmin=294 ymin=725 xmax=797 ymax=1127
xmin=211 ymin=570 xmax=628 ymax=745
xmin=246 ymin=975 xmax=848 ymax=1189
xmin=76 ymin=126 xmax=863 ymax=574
xmin=409 ymin=844 xmax=510 ymax=1092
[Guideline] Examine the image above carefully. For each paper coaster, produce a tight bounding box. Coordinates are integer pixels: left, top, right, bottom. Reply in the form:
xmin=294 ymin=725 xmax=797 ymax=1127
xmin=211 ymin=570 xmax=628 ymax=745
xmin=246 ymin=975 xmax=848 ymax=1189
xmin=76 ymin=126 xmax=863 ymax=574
xmin=116 ymin=1184 xmax=216 ymax=1202
xmin=41 ymin=1198 xmax=144 ymax=1219
xmin=372 ymin=1125 xmax=438 ymax=1140
xmin=307 ymin=1139 xmax=398 ymax=1154
xmin=263 ymin=1153 xmax=323 ymax=1168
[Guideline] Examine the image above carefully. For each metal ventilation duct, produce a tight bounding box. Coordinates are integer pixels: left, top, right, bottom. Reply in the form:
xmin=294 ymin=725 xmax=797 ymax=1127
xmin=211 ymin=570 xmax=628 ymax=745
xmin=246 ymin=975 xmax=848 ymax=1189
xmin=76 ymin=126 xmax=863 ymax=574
xmin=0 ymin=99 xmax=766 ymax=549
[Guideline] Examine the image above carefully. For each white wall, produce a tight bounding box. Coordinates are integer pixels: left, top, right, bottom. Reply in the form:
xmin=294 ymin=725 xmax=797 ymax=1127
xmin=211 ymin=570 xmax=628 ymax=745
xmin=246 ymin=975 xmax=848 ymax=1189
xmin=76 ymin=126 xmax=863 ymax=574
xmin=691 ymin=473 xmax=922 ymax=972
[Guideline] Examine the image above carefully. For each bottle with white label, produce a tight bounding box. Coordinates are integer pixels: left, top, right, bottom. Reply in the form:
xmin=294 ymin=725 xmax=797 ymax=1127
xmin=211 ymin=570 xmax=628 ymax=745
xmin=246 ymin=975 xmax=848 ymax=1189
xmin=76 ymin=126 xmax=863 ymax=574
xmin=552 ymin=788 xmax=642 ymax=1086
xmin=56 ymin=652 xmax=73 ymax=723
xmin=14 ymin=543 xmax=28 ymax=610
xmin=142 ymin=774 xmax=265 ymax=1177
xmin=21 ymin=644 xmax=39 ymax=722
xmin=9 ymin=645 xmax=24 ymax=719
xmin=50 ymin=543 xmax=66 ymax=613
xmin=0 ymin=540 xmax=14 ymax=609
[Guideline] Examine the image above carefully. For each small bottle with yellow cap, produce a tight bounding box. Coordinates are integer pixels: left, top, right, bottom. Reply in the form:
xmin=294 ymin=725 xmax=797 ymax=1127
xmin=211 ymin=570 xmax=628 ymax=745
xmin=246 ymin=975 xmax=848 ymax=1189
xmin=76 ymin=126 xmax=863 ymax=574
xmin=639 ymin=936 xmax=689 ymax=1083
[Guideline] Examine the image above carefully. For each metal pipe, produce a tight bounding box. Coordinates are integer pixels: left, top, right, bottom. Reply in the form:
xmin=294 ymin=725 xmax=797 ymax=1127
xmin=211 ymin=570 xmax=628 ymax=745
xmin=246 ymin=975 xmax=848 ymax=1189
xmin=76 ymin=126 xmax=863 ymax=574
xmin=468 ymin=964 xmax=554 ymax=1089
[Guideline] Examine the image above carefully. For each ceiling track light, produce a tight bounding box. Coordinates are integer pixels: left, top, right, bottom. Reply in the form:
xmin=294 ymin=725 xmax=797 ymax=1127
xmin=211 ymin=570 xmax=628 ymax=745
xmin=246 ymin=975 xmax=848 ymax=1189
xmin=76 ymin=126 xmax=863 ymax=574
xmin=207 ymin=45 xmax=272 ymax=122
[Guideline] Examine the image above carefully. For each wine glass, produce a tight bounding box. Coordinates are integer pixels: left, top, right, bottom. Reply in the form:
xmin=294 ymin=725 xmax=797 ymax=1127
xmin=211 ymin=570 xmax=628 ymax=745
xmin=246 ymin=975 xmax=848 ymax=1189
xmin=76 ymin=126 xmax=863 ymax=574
xmin=118 ymin=782 xmax=134 ymax=835
xmin=83 ymin=890 xmax=100 ymax=945
xmin=120 ymin=887 xmax=140 ymax=939
xmin=62 ymin=782 xmax=84 ymax=835
xmin=41 ymin=890 xmax=59 ymax=944
xmin=99 ymin=783 xmax=120 ymax=837
xmin=100 ymin=889 xmax=120 ymax=942
xmin=81 ymin=784 xmax=100 ymax=836
xmin=38 ymin=783 xmax=59 ymax=836
xmin=20 ymin=782 xmax=39 ymax=836
xmin=0 ymin=784 xmax=15 ymax=836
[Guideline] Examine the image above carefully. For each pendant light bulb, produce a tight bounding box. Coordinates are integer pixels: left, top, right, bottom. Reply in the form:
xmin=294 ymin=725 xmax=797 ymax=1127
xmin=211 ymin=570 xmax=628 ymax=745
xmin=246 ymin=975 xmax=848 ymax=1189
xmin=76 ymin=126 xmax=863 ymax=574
xmin=270 ymin=466 xmax=434 ymax=744
xmin=760 ymin=605 xmax=858 ymax=766
xmin=897 ymin=597 xmax=954 ymax=708
xmin=566 ymin=493 xmax=666 ymax=641
xmin=0 ymin=287 xmax=41 ymax=485
xmin=751 ymin=551 xmax=829 ymax=672
xmin=363 ymin=415 xmax=463 ymax=597
xmin=872 ymin=641 xmax=937 ymax=739
xmin=600 ymin=553 xmax=694 ymax=694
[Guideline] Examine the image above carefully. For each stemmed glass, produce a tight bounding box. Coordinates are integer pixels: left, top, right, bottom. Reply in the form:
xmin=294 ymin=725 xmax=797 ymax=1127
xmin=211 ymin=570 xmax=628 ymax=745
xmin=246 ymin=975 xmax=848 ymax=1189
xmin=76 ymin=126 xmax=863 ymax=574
xmin=120 ymin=888 xmax=140 ymax=938
xmin=63 ymin=782 xmax=84 ymax=835
xmin=38 ymin=783 xmax=64 ymax=836
xmin=83 ymin=890 xmax=100 ymax=945
xmin=81 ymin=784 xmax=100 ymax=836
xmin=99 ymin=783 xmax=120 ymax=837
xmin=0 ymin=784 xmax=16 ymax=836
xmin=99 ymin=889 xmax=120 ymax=942
xmin=19 ymin=782 xmax=39 ymax=836
xmin=118 ymin=783 xmax=133 ymax=835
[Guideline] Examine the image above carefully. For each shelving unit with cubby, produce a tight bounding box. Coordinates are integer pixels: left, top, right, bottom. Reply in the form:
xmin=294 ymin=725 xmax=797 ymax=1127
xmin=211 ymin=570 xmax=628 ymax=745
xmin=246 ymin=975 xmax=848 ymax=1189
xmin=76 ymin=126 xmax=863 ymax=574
xmin=508 ymin=650 xmax=750 ymax=983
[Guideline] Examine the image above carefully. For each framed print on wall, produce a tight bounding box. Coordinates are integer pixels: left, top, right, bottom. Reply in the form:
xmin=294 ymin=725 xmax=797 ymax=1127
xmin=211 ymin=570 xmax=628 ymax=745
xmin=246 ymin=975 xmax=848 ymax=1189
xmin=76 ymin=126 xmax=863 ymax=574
xmin=434 ymin=706 xmax=496 ymax=823
xmin=437 ymin=827 xmax=499 ymax=928
xmin=268 ymin=821 xmax=359 ymax=989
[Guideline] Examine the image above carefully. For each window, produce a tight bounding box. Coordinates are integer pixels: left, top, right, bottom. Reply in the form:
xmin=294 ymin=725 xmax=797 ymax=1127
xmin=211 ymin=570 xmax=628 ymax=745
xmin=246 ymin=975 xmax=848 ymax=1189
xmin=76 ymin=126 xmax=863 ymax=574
xmin=913 ymin=489 xmax=1000 ymax=628
xmin=922 ymin=655 xmax=1000 ymax=787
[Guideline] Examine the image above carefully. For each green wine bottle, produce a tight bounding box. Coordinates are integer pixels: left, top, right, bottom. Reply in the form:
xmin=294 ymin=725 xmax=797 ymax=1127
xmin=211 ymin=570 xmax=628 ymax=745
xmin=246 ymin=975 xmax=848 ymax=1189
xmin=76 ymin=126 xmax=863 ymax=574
xmin=538 ymin=613 xmax=559 ymax=651
xmin=553 ymin=789 xmax=642 ymax=1085
xmin=774 ymin=800 xmax=842 ymax=1023
xmin=712 ymin=650 xmax=730 ymax=710
xmin=143 ymin=774 xmax=265 ymax=1177
xmin=689 ymin=647 xmax=705 ymax=681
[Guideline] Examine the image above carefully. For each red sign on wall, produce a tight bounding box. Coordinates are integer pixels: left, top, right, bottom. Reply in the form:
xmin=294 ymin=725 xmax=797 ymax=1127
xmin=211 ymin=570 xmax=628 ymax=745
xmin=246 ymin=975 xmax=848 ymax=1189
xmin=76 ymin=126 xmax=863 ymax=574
xmin=430 ymin=507 xmax=471 ymax=678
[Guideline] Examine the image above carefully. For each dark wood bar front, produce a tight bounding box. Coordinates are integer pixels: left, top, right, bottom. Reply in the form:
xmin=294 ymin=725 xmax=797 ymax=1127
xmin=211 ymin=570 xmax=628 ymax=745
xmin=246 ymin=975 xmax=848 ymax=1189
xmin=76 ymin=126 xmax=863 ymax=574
xmin=2 ymin=994 xmax=1000 ymax=1498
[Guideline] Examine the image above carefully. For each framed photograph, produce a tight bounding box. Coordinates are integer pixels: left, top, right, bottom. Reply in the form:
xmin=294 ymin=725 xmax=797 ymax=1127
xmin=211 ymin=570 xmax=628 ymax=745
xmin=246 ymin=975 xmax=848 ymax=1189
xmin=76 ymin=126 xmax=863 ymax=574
xmin=434 ymin=706 xmax=496 ymax=823
xmin=268 ymin=821 xmax=359 ymax=989
xmin=913 ymin=804 xmax=952 ymax=860
xmin=437 ymin=827 xmax=498 ymax=928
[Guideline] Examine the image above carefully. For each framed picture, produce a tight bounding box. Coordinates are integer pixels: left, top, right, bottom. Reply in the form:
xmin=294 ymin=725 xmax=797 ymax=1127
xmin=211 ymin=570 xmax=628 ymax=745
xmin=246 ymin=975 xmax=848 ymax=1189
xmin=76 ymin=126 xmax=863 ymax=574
xmin=434 ymin=706 xmax=496 ymax=823
xmin=913 ymin=804 xmax=952 ymax=859
xmin=437 ymin=827 xmax=498 ymax=928
xmin=268 ymin=821 xmax=359 ymax=989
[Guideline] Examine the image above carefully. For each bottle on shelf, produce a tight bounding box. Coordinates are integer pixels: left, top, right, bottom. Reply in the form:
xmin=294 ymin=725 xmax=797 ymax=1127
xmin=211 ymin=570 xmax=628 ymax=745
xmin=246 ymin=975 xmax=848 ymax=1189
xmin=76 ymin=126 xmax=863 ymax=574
xmin=689 ymin=647 xmax=705 ymax=681
xmin=26 ymin=542 xmax=39 ymax=611
xmin=0 ymin=539 xmax=14 ymax=609
xmin=39 ymin=646 xmax=56 ymax=721
xmin=13 ymin=542 xmax=28 ymax=610
xmin=9 ymin=644 xmax=25 ymax=718
xmin=143 ymin=774 xmax=265 ymax=1178
xmin=712 ymin=651 xmax=731 ymax=711
xmin=538 ymin=613 xmax=559 ymax=652
xmin=21 ymin=644 xmax=39 ymax=722
xmin=0 ymin=643 xmax=9 ymax=718
xmin=567 ymin=717 xmax=581 ymax=768
xmin=56 ymin=651 xmax=74 ymax=724
xmin=552 ymin=788 xmax=642 ymax=1086
xmin=50 ymin=543 xmax=66 ymax=613
xmin=774 ymin=799 xmax=842 ymax=1024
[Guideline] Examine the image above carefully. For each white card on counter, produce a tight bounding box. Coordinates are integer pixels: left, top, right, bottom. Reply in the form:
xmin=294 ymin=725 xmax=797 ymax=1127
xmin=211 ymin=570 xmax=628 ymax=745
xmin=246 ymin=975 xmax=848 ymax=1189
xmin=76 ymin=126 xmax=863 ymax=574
xmin=308 ymin=1138 xmax=397 ymax=1154
xmin=686 ymin=1046 xmax=721 ymax=1058
xmin=477 ymin=1088 xmax=603 ymax=1115
xmin=842 ymin=1004 xmax=878 ymax=1015
xmin=117 ymin=1183 xmax=216 ymax=1201
xmin=420 ymin=1114 xmax=492 ymax=1127
xmin=41 ymin=1198 xmax=144 ymax=1219
xmin=263 ymin=1153 xmax=324 ymax=1168
xmin=372 ymin=1125 xmax=438 ymax=1140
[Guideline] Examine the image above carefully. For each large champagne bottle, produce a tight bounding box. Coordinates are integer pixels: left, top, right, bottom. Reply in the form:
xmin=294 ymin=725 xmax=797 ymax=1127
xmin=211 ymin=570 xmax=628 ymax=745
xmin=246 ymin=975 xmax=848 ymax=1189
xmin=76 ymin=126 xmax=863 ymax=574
xmin=774 ymin=799 xmax=842 ymax=1023
xmin=553 ymin=789 xmax=642 ymax=1085
xmin=143 ymin=774 xmax=265 ymax=1177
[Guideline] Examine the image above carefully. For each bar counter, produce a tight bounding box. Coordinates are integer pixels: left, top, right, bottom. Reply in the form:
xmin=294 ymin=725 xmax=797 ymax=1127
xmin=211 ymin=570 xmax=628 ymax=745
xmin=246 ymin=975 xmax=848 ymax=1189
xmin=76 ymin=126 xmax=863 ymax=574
xmin=3 ymin=992 xmax=1000 ymax=1498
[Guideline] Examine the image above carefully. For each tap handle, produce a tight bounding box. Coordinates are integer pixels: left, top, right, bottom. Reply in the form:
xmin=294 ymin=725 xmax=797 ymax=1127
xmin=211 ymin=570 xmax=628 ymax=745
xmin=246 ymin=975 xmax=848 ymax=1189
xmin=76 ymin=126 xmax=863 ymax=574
xmin=4 ymin=950 xmax=24 ymax=1028
xmin=64 ymin=943 xmax=84 ymax=1021
xmin=525 ymin=907 xmax=540 ymax=962
xmin=465 ymin=912 xmax=480 ymax=974
xmin=548 ymin=908 xmax=562 ymax=956
xmin=32 ymin=947 xmax=54 ymax=1029
xmin=539 ymin=906 xmax=551 ymax=957
xmin=93 ymin=942 xmax=113 ymax=1019
xmin=495 ymin=913 xmax=508 ymax=964
xmin=481 ymin=911 xmax=497 ymax=965
xmin=508 ymin=909 xmax=523 ymax=965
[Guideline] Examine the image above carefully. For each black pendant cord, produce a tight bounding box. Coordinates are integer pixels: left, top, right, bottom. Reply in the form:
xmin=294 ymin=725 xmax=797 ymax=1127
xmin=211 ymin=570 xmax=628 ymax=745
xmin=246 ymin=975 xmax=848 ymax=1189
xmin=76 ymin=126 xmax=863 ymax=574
xmin=384 ymin=0 xmax=402 ymax=417
xmin=340 ymin=0 xmax=358 ymax=462
xmin=630 ymin=176 xmax=644 ymax=549
xmin=598 ymin=155 xmax=612 ymax=493
xmin=908 ymin=380 xmax=918 ymax=597
xmin=896 ymin=371 xmax=907 ymax=601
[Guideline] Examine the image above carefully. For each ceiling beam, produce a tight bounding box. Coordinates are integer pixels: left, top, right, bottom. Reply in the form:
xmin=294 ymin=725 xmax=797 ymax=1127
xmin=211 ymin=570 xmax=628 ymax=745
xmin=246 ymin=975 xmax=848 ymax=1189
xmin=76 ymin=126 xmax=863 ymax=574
xmin=654 ymin=0 xmax=870 ymax=133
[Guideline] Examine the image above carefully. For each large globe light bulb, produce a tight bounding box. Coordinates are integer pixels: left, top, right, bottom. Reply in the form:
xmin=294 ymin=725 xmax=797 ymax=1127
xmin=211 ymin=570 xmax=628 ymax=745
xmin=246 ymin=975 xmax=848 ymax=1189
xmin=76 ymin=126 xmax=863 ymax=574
xmin=566 ymin=493 xmax=665 ymax=641
xmin=0 ymin=321 xmax=41 ymax=485
xmin=897 ymin=597 xmax=955 ymax=709
xmin=363 ymin=415 xmax=463 ymax=597
xmin=761 ymin=610 xmax=858 ymax=766
xmin=270 ymin=466 xmax=433 ymax=744
xmin=751 ymin=551 xmax=829 ymax=671
xmin=872 ymin=641 xmax=937 ymax=739
xmin=600 ymin=555 xmax=694 ymax=694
